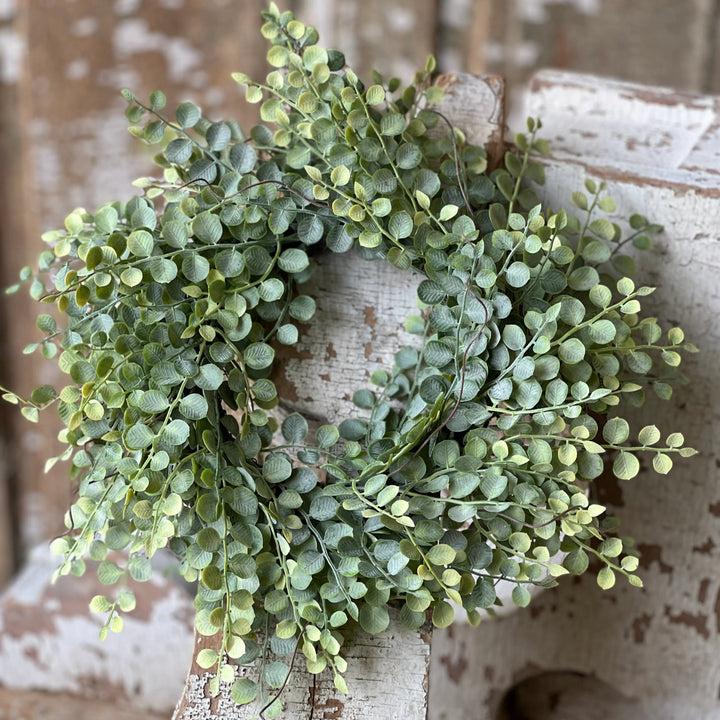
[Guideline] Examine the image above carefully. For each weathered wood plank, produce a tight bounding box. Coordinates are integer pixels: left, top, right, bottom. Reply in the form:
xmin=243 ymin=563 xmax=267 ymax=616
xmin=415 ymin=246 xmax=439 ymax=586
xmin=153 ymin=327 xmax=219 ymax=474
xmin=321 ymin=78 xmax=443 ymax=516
xmin=173 ymin=72 xmax=505 ymax=719
xmin=481 ymin=0 xmax=714 ymax=95
xmin=436 ymin=72 xmax=505 ymax=168
xmin=430 ymin=70 xmax=720 ymax=720
xmin=5 ymin=0 xmax=271 ymax=554
xmin=174 ymin=613 xmax=431 ymax=720
xmin=0 ymin=688 xmax=166 ymax=720
xmin=0 ymin=546 xmax=195 ymax=715
xmin=435 ymin=0 xmax=493 ymax=76
xmin=524 ymin=69 xmax=720 ymax=191
xmin=295 ymin=0 xmax=437 ymax=83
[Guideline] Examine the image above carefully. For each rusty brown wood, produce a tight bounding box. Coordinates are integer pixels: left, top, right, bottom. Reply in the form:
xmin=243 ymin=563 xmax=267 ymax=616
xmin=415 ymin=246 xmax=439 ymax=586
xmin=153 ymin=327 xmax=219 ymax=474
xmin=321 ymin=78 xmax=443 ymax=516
xmin=0 ymin=688 xmax=167 ymax=720
xmin=5 ymin=0 xmax=270 ymax=555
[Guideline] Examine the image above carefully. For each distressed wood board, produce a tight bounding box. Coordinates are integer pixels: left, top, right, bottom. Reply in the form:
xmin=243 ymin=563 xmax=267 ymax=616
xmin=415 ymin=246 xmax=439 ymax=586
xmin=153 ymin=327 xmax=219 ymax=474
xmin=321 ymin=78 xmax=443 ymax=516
xmin=174 ymin=612 xmax=431 ymax=720
xmin=172 ymin=73 xmax=505 ymax=719
xmin=0 ymin=688 xmax=166 ymax=720
xmin=430 ymin=70 xmax=720 ymax=720
xmin=0 ymin=545 xmax=195 ymax=715
xmin=276 ymin=74 xmax=504 ymax=426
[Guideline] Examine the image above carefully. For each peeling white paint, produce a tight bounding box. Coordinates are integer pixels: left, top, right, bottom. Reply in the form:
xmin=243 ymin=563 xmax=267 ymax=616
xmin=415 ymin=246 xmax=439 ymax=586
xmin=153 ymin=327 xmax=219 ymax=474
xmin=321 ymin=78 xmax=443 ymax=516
xmin=114 ymin=0 xmax=141 ymax=15
xmin=113 ymin=18 xmax=202 ymax=83
xmin=71 ymin=16 xmax=99 ymax=37
xmin=296 ymin=0 xmax=334 ymax=48
xmin=386 ymin=6 xmax=416 ymax=33
xmin=0 ymin=0 xmax=15 ymax=22
xmin=486 ymin=40 xmax=540 ymax=67
xmin=29 ymin=108 xmax=151 ymax=226
xmin=518 ymin=0 xmax=601 ymax=24
xmin=0 ymin=546 xmax=194 ymax=713
xmin=0 ymin=27 xmax=24 ymax=83
xmin=66 ymin=58 xmax=90 ymax=80
xmin=97 ymin=66 xmax=141 ymax=91
xmin=439 ymin=0 xmax=474 ymax=27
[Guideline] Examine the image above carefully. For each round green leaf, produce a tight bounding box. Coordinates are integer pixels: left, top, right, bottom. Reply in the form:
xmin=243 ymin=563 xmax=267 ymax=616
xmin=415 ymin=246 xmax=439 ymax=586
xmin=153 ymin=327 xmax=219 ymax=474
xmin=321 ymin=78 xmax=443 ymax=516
xmin=244 ymin=342 xmax=275 ymax=370
xmin=613 ymin=451 xmax=640 ymax=480
xmin=179 ymin=393 xmax=209 ymax=420
xmin=358 ymin=604 xmax=389 ymax=634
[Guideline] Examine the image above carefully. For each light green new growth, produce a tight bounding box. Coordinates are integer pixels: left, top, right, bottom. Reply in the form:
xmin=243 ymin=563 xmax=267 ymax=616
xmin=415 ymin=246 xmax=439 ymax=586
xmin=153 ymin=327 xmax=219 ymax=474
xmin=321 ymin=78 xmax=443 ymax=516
xmin=1 ymin=3 xmax=697 ymax=714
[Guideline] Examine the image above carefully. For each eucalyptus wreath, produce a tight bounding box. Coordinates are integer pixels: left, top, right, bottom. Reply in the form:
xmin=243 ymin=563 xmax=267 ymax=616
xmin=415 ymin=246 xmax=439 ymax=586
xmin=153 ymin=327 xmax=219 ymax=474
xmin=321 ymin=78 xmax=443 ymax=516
xmin=2 ymin=3 xmax=697 ymax=714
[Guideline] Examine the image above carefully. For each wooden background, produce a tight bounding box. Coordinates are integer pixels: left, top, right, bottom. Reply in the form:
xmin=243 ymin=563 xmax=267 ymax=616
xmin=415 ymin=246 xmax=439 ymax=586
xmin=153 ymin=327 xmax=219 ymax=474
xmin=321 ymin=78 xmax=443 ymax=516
xmin=1 ymin=2 xmax=720 ymax=719
xmin=3 ymin=0 xmax=720 ymax=585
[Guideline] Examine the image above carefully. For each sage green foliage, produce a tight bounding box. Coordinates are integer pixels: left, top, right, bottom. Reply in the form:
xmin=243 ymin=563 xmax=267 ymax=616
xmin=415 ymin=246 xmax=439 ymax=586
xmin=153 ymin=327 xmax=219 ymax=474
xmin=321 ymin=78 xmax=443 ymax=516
xmin=1 ymin=2 xmax=697 ymax=712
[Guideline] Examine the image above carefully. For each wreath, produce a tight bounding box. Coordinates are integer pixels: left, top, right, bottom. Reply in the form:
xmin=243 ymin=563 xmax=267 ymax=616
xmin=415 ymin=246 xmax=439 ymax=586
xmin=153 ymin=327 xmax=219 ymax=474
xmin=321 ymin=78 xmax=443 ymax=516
xmin=2 ymin=3 xmax=697 ymax=715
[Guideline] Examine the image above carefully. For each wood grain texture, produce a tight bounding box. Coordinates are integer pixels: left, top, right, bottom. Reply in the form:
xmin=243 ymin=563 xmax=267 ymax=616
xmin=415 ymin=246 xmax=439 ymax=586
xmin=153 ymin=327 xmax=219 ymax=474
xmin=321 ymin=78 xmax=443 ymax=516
xmin=436 ymin=73 xmax=505 ymax=168
xmin=294 ymin=0 xmax=436 ymax=84
xmin=0 ymin=688 xmax=166 ymax=720
xmin=173 ymin=612 xmax=431 ymax=720
xmin=435 ymin=0 xmax=492 ymax=76
xmin=429 ymin=70 xmax=720 ymax=720
xmin=0 ymin=546 xmax=195 ymax=714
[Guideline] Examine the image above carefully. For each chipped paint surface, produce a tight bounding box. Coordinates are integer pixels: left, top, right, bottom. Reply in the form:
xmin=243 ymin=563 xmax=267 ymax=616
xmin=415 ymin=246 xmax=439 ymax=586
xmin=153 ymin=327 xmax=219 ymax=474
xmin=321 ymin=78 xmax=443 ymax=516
xmin=430 ymin=71 xmax=720 ymax=720
xmin=277 ymin=252 xmax=420 ymax=426
xmin=0 ymin=546 xmax=194 ymax=712
xmin=0 ymin=26 xmax=24 ymax=83
xmin=174 ymin=612 xmax=431 ymax=719
xmin=113 ymin=18 xmax=202 ymax=82
xmin=0 ymin=546 xmax=194 ymax=713
xmin=518 ymin=0 xmax=601 ymax=23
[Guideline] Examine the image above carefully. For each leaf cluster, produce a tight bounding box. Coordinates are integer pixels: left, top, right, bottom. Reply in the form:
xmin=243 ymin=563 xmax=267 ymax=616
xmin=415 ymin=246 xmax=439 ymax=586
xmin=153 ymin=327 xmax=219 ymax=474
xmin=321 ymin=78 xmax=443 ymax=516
xmin=1 ymin=2 xmax=697 ymax=713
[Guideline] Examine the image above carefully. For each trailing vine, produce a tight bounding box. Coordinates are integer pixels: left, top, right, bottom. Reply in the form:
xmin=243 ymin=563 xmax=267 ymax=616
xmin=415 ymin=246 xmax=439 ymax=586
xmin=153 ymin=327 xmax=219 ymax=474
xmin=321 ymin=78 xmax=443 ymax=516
xmin=1 ymin=4 xmax=696 ymax=715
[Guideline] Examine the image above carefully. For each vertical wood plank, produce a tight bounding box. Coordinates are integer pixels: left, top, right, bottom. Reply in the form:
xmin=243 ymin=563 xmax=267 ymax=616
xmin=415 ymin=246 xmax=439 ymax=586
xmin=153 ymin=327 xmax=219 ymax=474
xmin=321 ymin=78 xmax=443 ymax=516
xmin=429 ymin=70 xmax=720 ymax=720
xmin=436 ymin=0 xmax=492 ymax=75
xmin=172 ymin=70 xmax=504 ymax=720
xmin=294 ymin=0 xmax=437 ymax=82
xmin=7 ymin=0 xmax=271 ymax=552
xmin=0 ymin=0 xmax=32 ymax=586
xmin=173 ymin=613 xmax=431 ymax=720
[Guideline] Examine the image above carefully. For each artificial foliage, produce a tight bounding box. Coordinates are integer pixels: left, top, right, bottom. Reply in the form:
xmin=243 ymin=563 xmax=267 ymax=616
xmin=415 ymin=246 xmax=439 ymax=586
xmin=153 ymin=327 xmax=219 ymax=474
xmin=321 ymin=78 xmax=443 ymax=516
xmin=2 ymin=4 xmax=697 ymax=714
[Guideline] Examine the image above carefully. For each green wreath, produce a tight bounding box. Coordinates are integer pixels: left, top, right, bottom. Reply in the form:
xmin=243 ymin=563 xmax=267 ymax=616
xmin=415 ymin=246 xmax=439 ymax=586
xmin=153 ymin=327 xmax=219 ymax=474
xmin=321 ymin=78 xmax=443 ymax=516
xmin=2 ymin=3 xmax=697 ymax=714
